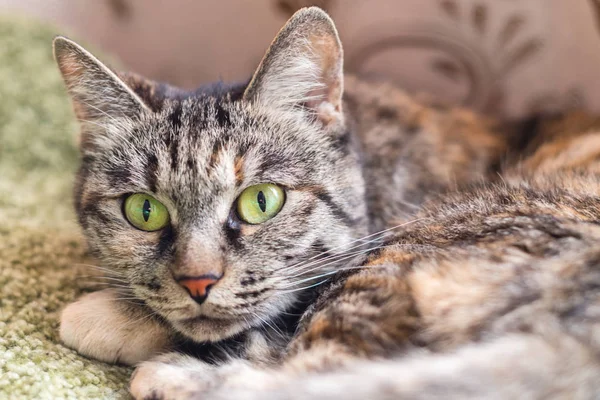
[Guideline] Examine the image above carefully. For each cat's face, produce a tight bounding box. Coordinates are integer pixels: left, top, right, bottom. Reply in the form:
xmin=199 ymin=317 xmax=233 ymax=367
xmin=55 ymin=8 xmax=368 ymax=341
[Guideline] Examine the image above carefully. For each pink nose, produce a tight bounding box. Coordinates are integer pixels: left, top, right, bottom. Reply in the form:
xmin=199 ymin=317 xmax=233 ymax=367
xmin=177 ymin=274 xmax=220 ymax=305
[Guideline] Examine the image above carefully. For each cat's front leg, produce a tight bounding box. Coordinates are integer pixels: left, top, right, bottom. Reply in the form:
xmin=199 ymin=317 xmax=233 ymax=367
xmin=60 ymin=288 xmax=173 ymax=365
xmin=130 ymin=352 xmax=280 ymax=400
xmin=133 ymin=333 xmax=600 ymax=400
xmin=129 ymin=329 xmax=286 ymax=399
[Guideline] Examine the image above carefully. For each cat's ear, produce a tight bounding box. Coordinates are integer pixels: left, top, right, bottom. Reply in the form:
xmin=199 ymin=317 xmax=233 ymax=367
xmin=53 ymin=36 xmax=150 ymax=127
xmin=243 ymin=7 xmax=344 ymax=128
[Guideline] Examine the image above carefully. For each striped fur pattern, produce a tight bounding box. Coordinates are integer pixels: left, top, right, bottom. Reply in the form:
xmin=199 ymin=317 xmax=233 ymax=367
xmin=55 ymin=11 xmax=368 ymax=360
xmin=54 ymin=6 xmax=600 ymax=400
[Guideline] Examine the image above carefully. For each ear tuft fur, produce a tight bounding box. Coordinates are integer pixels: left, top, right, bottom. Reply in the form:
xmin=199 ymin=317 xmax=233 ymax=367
xmin=53 ymin=36 xmax=149 ymax=123
xmin=243 ymin=7 xmax=344 ymax=127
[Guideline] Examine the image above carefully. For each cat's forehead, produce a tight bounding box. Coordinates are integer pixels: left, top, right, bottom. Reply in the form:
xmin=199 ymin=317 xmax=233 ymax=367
xmin=137 ymin=96 xmax=335 ymax=168
xmin=97 ymin=96 xmax=339 ymax=198
xmin=144 ymin=96 xmax=315 ymax=146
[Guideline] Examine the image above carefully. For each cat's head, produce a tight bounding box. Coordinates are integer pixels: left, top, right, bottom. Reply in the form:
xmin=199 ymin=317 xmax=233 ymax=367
xmin=54 ymin=7 xmax=368 ymax=341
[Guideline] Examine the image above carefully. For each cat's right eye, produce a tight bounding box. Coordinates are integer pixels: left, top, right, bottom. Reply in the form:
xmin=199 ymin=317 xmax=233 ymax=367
xmin=124 ymin=193 xmax=170 ymax=231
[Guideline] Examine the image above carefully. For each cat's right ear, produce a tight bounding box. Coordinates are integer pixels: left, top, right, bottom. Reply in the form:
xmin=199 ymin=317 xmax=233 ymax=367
xmin=53 ymin=37 xmax=150 ymax=146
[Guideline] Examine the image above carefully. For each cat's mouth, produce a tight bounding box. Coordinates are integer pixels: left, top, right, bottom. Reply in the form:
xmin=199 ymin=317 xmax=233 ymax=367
xmin=171 ymin=312 xmax=250 ymax=342
xmin=178 ymin=314 xmax=235 ymax=324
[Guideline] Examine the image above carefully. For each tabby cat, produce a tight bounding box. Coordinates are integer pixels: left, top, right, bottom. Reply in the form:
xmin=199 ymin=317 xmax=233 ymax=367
xmin=55 ymin=7 xmax=600 ymax=399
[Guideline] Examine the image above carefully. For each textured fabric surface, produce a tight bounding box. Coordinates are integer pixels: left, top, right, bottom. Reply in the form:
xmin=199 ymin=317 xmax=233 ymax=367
xmin=0 ymin=16 xmax=131 ymax=399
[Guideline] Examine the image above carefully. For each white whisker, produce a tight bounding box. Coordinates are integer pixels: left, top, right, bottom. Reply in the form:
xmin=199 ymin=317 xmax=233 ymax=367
xmin=281 ymin=237 xmax=390 ymax=278
xmin=279 ymin=245 xmax=382 ymax=282
xmin=275 ymin=278 xmax=331 ymax=294
xmin=279 ymin=218 xmax=425 ymax=275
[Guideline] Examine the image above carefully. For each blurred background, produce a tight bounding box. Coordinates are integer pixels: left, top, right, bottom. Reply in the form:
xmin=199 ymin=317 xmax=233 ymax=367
xmin=2 ymin=0 xmax=600 ymax=119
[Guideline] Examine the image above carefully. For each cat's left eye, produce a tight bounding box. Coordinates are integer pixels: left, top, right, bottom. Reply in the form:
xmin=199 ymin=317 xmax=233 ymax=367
xmin=124 ymin=193 xmax=170 ymax=231
xmin=237 ymin=184 xmax=285 ymax=224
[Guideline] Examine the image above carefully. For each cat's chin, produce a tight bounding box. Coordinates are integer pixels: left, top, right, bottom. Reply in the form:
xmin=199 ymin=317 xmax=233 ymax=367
xmin=171 ymin=314 xmax=250 ymax=343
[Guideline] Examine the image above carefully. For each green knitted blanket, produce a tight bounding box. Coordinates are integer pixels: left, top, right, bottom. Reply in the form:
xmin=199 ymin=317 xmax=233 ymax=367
xmin=0 ymin=17 xmax=131 ymax=399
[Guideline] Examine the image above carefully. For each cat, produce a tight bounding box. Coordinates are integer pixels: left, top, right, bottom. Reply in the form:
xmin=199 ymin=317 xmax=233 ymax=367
xmin=54 ymin=6 xmax=600 ymax=400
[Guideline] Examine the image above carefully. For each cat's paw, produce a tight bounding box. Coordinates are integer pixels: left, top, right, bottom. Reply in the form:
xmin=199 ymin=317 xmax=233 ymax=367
xmin=130 ymin=353 xmax=215 ymax=400
xmin=60 ymin=289 xmax=172 ymax=365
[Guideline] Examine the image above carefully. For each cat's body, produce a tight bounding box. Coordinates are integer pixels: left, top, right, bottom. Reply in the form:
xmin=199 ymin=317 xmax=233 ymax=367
xmin=54 ymin=7 xmax=600 ymax=399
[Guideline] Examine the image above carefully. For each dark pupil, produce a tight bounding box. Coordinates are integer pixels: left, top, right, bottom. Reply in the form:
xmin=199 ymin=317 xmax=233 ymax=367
xmin=257 ymin=191 xmax=267 ymax=213
xmin=142 ymin=199 xmax=151 ymax=222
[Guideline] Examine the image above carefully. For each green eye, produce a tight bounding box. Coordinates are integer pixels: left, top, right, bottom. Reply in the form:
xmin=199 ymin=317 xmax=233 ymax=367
xmin=237 ymin=184 xmax=285 ymax=224
xmin=124 ymin=193 xmax=170 ymax=231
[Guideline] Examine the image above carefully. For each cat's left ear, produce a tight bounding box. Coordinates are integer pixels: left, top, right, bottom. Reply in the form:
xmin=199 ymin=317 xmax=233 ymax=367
xmin=244 ymin=7 xmax=344 ymax=128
